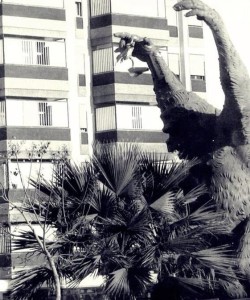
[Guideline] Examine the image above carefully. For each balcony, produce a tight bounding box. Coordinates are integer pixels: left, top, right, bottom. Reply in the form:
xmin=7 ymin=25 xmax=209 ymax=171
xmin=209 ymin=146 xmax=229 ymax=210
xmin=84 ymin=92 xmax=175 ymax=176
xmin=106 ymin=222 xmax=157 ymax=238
xmin=90 ymin=0 xmax=166 ymax=18
xmin=95 ymin=104 xmax=166 ymax=144
xmin=4 ymin=38 xmax=66 ymax=68
xmin=90 ymin=0 xmax=169 ymax=45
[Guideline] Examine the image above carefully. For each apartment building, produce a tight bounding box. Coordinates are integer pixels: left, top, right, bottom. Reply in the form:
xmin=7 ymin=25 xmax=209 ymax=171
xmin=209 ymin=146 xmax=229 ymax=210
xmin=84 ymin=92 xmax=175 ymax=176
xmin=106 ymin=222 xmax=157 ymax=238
xmin=0 ymin=0 xmax=207 ymax=298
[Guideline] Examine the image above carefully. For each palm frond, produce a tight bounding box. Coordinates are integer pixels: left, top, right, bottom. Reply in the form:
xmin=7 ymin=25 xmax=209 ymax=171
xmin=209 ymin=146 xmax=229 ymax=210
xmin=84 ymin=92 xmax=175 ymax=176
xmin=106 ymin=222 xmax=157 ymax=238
xmin=105 ymin=266 xmax=153 ymax=298
xmin=10 ymin=266 xmax=54 ymax=300
xmin=178 ymin=184 xmax=208 ymax=205
xmin=176 ymin=276 xmax=210 ymax=294
xmin=93 ymin=142 xmax=140 ymax=196
xmin=141 ymin=155 xmax=200 ymax=204
xmin=99 ymin=208 xmax=152 ymax=247
xmin=12 ymin=230 xmax=44 ymax=252
xmin=165 ymin=232 xmax=207 ymax=253
xmin=150 ymin=191 xmax=175 ymax=215
xmin=188 ymin=203 xmax=222 ymax=224
xmin=70 ymin=254 xmax=102 ymax=284
xmin=87 ymin=185 xmax=117 ymax=218
xmin=105 ymin=268 xmax=130 ymax=297
xmin=190 ymin=246 xmax=238 ymax=278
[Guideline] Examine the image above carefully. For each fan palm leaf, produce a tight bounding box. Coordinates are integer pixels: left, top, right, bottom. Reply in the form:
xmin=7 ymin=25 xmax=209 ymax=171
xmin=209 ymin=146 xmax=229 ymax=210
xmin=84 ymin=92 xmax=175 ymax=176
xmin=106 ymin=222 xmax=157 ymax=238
xmin=11 ymin=266 xmax=54 ymax=300
xmin=105 ymin=265 xmax=153 ymax=299
xmin=93 ymin=142 xmax=140 ymax=197
xmin=140 ymin=154 xmax=200 ymax=205
xmin=12 ymin=230 xmax=45 ymax=252
xmin=87 ymin=184 xmax=117 ymax=219
xmin=149 ymin=191 xmax=175 ymax=215
xmin=190 ymin=246 xmax=238 ymax=277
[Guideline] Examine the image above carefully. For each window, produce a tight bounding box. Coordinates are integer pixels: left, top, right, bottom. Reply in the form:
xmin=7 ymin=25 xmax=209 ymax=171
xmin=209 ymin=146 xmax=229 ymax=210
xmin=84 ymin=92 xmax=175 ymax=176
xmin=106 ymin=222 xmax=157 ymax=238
xmin=5 ymin=38 xmax=66 ymax=67
xmin=189 ymin=54 xmax=205 ymax=77
xmin=37 ymin=42 xmax=50 ymax=65
xmin=76 ymin=1 xmax=82 ymax=17
xmin=79 ymin=104 xmax=88 ymax=132
xmin=132 ymin=106 xmax=142 ymax=129
xmin=6 ymin=99 xmax=68 ymax=128
xmin=0 ymin=226 xmax=11 ymax=254
xmin=191 ymin=75 xmax=205 ymax=81
xmin=39 ymin=102 xmax=52 ymax=126
xmin=0 ymin=101 xmax=5 ymax=126
xmin=95 ymin=106 xmax=116 ymax=132
xmin=116 ymin=105 xmax=162 ymax=131
xmin=92 ymin=47 xmax=114 ymax=74
xmin=90 ymin=0 xmax=111 ymax=16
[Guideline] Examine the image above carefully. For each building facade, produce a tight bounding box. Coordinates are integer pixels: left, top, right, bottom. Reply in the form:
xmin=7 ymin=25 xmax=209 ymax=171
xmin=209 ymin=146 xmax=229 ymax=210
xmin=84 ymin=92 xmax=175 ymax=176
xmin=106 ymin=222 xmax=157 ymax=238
xmin=0 ymin=0 xmax=207 ymax=297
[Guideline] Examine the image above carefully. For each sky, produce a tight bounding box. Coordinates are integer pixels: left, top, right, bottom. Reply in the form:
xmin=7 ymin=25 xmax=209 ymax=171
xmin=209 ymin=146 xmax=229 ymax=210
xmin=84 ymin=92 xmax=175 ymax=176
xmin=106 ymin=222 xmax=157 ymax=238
xmin=200 ymin=0 xmax=250 ymax=108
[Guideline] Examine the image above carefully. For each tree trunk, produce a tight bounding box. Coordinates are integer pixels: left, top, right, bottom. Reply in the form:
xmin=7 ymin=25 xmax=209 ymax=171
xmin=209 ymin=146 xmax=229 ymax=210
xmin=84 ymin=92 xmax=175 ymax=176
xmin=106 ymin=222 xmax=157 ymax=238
xmin=45 ymin=250 xmax=61 ymax=300
xmin=32 ymin=227 xmax=61 ymax=300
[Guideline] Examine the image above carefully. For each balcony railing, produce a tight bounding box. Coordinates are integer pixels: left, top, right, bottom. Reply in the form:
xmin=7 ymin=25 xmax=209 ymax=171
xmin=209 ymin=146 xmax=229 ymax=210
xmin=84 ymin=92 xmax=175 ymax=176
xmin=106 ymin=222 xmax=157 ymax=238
xmin=0 ymin=226 xmax=11 ymax=254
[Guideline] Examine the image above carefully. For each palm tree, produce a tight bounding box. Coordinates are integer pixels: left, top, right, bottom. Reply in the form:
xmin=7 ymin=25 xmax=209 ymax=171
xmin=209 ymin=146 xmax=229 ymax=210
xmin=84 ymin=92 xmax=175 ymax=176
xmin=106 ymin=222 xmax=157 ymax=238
xmin=10 ymin=159 xmax=97 ymax=300
xmin=69 ymin=143 xmax=246 ymax=299
xmin=10 ymin=143 xmax=246 ymax=299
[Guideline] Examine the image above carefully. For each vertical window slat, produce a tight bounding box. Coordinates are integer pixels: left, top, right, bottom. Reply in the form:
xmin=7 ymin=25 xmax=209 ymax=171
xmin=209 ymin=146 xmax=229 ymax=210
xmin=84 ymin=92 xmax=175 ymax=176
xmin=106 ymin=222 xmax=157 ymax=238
xmin=132 ymin=106 xmax=142 ymax=129
xmin=0 ymin=226 xmax=11 ymax=254
xmin=0 ymin=101 xmax=5 ymax=126
xmin=39 ymin=102 xmax=52 ymax=126
xmin=92 ymin=47 xmax=113 ymax=74
xmin=96 ymin=106 xmax=116 ymax=132
xmin=90 ymin=0 xmax=111 ymax=16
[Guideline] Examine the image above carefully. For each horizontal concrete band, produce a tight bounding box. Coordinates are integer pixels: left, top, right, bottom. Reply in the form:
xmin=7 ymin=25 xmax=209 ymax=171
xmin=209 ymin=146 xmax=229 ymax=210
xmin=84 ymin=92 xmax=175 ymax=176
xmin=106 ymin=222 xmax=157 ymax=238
xmin=168 ymin=25 xmax=178 ymax=37
xmin=81 ymin=132 xmax=88 ymax=144
xmin=79 ymin=74 xmax=86 ymax=86
xmin=0 ymin=127 xmax=71 ymax=141
xmin=93 ymin=72 xmax=153 ymax=86
xmin=76 ymin=17 xmax=83 ymax=29
xmin=0 ymin=3 xmax=65 ymax=20
xmin=0 ymin=65 xmax=68 ymax=80
xmin=91 ymin=13 xmax=168 ymax=30
xmin=96 ymin=130 xmax=167 ymax=143
xmin=191 ymin=79 xmax=206 ymax=92
xmin=188 ymin=26 xmax=203 ymax=39
xmin=1 ymin=16 xmax=66 ymax=34
xmin=91 ymin=16 xmax=202 ymax=40
xmin=97 ymin=74 xmax=206 ymax=93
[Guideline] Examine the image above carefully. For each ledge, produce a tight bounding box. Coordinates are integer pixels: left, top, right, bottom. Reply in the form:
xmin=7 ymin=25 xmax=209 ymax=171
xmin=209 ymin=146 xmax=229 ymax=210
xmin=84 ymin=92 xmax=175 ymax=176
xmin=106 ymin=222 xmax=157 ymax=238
xmin=91 ymin=13 xmax=168 ymax=30
xmin=0 ymin=127 xmax=71 ymax=141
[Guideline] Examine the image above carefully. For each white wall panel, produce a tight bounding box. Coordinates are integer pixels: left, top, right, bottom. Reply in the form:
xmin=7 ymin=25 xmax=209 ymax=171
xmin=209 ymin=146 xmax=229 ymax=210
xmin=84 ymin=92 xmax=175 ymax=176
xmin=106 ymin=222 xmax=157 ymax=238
xmin=112 ymin=0 xmax=166 ymax=18
xmin=6 ymin=101 xmax=23 ymax=126
xmin=9 ymin=161 xmax=54 ymax=189
xmin=189 ymin=54 xmax=205 ymax=75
